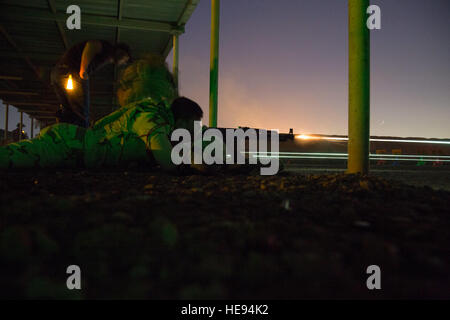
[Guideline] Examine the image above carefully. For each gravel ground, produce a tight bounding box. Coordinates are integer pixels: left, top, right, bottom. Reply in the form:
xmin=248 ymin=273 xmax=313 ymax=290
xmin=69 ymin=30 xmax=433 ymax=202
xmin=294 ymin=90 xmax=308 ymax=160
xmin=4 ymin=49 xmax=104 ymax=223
xmin=287 ymin=166 xmax=450 ymax=191
xmin=0 ymin=168 xmax=449 ymax=299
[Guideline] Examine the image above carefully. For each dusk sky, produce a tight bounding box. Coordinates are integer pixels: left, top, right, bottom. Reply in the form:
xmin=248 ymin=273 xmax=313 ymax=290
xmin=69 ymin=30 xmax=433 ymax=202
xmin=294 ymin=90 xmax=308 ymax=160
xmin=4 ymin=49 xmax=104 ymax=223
xmin=168 ymin=0 xmax=450 ymax=138
xmin=1 ymin=0 xmax=449 ymax=139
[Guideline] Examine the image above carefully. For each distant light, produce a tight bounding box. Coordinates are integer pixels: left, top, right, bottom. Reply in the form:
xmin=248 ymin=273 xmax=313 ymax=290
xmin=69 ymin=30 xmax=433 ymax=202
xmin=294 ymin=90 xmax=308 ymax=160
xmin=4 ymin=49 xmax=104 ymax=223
xmin=66 ymin=74 xmax=73 ymax=90
xmin=246 ymin=151 xmax=450 ymax=162
xmin=321 ymin=136 xmax=348 ymax=141
xmin=292 ymin=135 xmax=450 ymax=145
xmin=251 ymin=154 xmax=450 ymax=162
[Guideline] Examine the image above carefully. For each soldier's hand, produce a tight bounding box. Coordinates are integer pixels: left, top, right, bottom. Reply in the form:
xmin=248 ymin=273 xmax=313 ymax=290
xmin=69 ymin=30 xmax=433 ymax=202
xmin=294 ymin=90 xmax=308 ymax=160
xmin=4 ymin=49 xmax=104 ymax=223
xmin=79 ymin=70 xmax=88 ymax=80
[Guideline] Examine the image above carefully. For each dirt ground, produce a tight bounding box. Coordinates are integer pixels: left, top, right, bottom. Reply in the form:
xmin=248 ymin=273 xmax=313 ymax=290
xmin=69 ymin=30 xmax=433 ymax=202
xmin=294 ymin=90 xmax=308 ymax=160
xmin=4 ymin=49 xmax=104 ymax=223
xmin=0 ymin=168 xmax=449 ymax=299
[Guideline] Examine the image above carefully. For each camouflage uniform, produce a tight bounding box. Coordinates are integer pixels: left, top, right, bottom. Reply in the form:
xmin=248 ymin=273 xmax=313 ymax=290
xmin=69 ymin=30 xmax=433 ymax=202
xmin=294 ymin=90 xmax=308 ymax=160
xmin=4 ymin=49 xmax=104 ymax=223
xmin=0 ymin=98 xmax=174 ymax=169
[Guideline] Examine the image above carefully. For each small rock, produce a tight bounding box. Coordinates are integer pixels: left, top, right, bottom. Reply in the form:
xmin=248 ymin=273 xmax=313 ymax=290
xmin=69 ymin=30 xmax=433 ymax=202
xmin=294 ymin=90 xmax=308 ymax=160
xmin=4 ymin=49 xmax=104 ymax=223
xmin=354 ymin=220 xmax=371 ymax=228
xmin=281 ymin=199 xmax=291 ymax=211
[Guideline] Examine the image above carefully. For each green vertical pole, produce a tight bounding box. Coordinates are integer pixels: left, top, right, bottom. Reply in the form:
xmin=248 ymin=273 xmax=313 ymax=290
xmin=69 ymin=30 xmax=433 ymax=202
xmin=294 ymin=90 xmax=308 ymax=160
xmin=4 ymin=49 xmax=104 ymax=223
xmin=19 ymin=111 xmax=23 ymax=141
xmin=173 ymin=34 xmax=179 ymax=92
xmin=209 ymin=0 xmax=220 ymax=127
xmin=4 ymin=103 xmax=8 ymax=141
xmin=348 ymin=0 xmax=370 ymax=174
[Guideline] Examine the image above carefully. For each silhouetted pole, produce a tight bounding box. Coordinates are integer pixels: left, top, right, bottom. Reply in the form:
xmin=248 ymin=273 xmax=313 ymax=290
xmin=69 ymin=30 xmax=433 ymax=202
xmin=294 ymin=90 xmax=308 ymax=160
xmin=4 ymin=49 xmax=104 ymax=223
xmin=30 ymin=117 xmax=34 ymax=138
xmin=173 ymin=34 xmax=179 ymax=91
xmin=19 ymin=111 xmax=23 ymax=141
xmin=83 ymin=78 xmax=90 ymax=128
xmin=348 ymin=0 xmax=370 ymax=174
xmin=4 ymin=103 xmax=8 ymax=140
xmin=209 ymin=0 xmax=220 ymax=127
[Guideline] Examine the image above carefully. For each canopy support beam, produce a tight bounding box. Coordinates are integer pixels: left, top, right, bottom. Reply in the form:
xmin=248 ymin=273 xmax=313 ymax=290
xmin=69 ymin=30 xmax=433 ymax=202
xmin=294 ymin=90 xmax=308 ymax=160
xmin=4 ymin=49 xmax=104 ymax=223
xmin=347 ymin=0 xmax=370 ymax=174
xmin=19 ymin=111 xmax=23 ymax=141
xmin=4 ymin=104 xmax=9 ymax=141
xmin=209 ymin=0 xmax=220 ymax=127
xmin=173 ymin=34 xmax=180 ymax=91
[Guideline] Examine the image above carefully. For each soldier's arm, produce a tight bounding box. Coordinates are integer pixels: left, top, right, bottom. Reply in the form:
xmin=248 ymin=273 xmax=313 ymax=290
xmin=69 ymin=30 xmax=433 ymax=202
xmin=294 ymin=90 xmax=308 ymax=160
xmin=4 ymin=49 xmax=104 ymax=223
xmin=79 ymin=40 xmax=103 ymax=79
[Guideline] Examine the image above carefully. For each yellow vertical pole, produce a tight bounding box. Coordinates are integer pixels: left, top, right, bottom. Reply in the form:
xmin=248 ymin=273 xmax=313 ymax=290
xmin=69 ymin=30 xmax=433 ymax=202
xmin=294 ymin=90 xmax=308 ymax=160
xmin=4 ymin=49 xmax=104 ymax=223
xmin=348 ymin=0 xmax=370 ymax=174
xmin=19 ymin=111 xmax=23 ymax=141
xmin=209 ymin=0 xmax=220 ymax=127
xmin=4 ymin=103 xmax=8 ymax=141
xmin=173 ymin=34 xmax=179 ymax=91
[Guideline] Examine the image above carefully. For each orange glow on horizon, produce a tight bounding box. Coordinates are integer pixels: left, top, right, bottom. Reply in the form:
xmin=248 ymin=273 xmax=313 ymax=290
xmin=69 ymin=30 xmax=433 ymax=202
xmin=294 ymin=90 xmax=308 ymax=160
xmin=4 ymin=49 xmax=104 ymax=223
xmin=295 ymin=134 xmax=319 ymax=140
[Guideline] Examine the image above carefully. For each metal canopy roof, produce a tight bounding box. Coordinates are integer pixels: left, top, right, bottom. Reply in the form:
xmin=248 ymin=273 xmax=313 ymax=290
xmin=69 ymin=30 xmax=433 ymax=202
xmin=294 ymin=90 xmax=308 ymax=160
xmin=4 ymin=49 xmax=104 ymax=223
xmin=0 ymin=0 xmax=199 ymax=124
